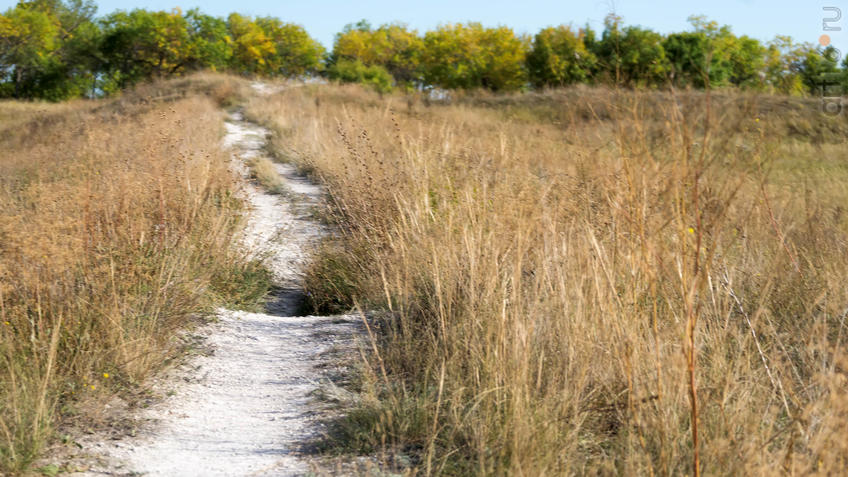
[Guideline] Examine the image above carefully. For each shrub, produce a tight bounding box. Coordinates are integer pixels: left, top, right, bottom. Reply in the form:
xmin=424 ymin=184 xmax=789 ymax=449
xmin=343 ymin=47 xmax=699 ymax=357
xmin=327 ymin=58 xmax=394 ymax=94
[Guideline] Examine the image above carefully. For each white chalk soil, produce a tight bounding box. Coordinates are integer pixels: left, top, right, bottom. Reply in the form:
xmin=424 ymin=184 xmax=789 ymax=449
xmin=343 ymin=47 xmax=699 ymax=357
xmin=69 ymin=103 xmax=361 ymax=476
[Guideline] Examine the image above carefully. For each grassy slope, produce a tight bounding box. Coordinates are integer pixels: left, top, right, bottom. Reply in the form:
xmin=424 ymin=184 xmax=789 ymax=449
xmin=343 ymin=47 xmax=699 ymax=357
xmin=0 ymin=74 xmax=271 ymax=474
xmin=247 ymin=84 xmax=848 ymax=475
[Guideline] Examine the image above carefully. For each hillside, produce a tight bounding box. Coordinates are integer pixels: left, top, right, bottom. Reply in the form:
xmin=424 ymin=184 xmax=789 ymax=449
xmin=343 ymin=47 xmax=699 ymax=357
xmin=1 ymin=73 xmax=848 ymax=475
xmin=246 ymin=82 xmax=848 ymax=475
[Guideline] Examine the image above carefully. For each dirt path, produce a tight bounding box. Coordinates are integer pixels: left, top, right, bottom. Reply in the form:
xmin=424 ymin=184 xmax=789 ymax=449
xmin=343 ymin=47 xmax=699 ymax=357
xmin=74 ymin=106 xmax=359 ymax=476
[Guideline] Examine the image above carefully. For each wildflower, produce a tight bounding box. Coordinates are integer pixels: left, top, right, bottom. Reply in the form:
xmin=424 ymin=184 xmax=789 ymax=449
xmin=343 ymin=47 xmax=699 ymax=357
xmin=3 ymin=321 xmax=9 ymax=326
xmin=90 ymin=384 xmax=96 ymax=390
xmin=103 ymin=373 xmax=110 ymax=379
xmin=687 ymin=227 xmax=695 ymax=234
xmin=755 ymin=117 xmax=760 ymax=123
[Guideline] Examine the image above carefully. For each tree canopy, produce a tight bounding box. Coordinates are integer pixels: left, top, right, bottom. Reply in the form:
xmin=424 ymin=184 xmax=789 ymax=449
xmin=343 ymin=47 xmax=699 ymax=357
xmin=419 ymin=23 xmax=528 ymax=91
xmin=330 ymin=21 xmax=421 ymax=85
xmin=0 ymin=0 xmax=843 ymax=99
xmin=526 ymin=25 xmax=596 ymax=87
xmin=1 ymin=1 xmax=323 ymax=99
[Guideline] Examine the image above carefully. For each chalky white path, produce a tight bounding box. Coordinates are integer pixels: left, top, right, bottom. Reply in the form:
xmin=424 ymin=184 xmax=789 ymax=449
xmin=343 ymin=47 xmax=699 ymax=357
xmin=84 ymin=108 xmax=358 ymax=476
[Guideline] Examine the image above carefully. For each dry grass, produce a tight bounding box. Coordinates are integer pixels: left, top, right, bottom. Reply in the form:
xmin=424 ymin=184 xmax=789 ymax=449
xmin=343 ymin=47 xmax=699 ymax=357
xmin=246 ymin=84 xmax=848 ymax=475
xmin=0 ymin=73 xmax=269 ymax=473
xmin=246 ymin=156 xmax=287 ymax=194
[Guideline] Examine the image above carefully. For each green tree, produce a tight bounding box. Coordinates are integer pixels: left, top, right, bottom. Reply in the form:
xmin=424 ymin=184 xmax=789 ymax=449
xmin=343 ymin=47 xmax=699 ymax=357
xmin=99 ymin=9 xmax=196 ymax=88
xmin=184 ymin=9 xmax=232 ymax=72
xmin=420 ymin=22 xmax=528 ymax=91
xmin=665 ymin=17 xmax=767 ymax=90
xmin=763 ymin=36 xmax=831 ymax=96
xmin=798 ymin=45 xmax=839 ymax=94
xmin=1 ymin=0 xmax=99 ymax=99
xmin=99 ymin=8 xmax=237 ymax=91
xmin=663 ymin=31 xmax=711 ymax=87
xmin=686 ymin=15 xmax=734 ymax=87
xmin=595 ymin=14 xmax=669 ymax=87
xmin=725 ymin=35 xmax=767 ymax=89
xmin=526 ymin=25 xmax=596 ymax=87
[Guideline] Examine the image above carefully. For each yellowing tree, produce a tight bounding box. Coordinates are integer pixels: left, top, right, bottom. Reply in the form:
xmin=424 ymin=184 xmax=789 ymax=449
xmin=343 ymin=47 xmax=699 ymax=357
xmin=765 ymin=36 xmax=809 ymax=96
xmin=0 ymin=5 xmax=59 ymax=97
xmin=255 ymin=17 xmax=324 ymax=76
xmin=332 ymin=22 xmax=422 ymax=84
xmin=421 ymin=23 xmax=528 ymax=91
xmin=227 ymin=13 xmax=274 ymax=74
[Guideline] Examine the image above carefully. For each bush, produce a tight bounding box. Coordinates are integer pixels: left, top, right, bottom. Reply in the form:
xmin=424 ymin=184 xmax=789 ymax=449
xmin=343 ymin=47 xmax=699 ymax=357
xmin=327 ymin=59 xmax=394 ymax=94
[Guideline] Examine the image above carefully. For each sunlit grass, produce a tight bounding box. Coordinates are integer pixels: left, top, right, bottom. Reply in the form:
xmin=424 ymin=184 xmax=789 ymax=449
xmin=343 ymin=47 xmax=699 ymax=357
xmin=0 ymin=73 xmax=269 ymax=473
xmin=246 ymin=156 xmax=288 ymax=194
xmin=247 ymin=83 xmax=848 ymax=475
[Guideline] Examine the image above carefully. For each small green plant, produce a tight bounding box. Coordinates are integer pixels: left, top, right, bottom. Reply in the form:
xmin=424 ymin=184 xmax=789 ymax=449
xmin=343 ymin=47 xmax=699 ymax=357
xmin=209 ymin=256 xmax=273 ymax=312
xmin=302 ymin=241 xmax=359 ymax=314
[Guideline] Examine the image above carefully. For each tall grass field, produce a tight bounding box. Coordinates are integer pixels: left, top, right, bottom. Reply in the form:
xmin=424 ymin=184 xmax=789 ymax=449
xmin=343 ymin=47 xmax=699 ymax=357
xmin=2 ymin=70 xmax=848 ymax=475
xmin=246 ymin=84 xmax=848 ymax=475
xmin=0 ymin=74 xmax=270 ymax=473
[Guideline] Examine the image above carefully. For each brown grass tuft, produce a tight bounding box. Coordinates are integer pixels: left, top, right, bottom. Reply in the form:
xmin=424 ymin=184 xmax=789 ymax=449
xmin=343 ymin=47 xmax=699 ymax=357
xmin=246 ymin=156 xmax=287 ymax=194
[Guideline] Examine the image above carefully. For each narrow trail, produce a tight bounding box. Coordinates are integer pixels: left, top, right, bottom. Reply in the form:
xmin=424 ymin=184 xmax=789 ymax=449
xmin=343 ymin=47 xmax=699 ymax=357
xmin=76 ymin=104 xmax=359 ymax=476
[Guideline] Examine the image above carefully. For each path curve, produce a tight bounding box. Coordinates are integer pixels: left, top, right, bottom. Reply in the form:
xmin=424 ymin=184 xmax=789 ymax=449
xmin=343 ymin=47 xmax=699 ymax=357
xmin=77 ymin=103 xmax=358 ymax=476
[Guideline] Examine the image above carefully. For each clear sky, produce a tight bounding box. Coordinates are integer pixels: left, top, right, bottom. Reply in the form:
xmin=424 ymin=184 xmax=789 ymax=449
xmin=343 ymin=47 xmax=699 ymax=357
xmin=2 ymin=0 xmax=844 ymax=52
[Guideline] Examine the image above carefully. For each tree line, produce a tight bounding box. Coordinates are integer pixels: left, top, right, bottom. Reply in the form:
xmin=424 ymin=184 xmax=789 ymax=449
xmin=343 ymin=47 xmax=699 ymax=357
xmin=1 ymin=0 xmax=843 ymax=100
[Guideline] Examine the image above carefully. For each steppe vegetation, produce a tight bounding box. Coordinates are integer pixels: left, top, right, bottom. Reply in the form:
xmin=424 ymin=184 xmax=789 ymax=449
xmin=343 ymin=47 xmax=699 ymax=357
xmin=0 ymin=74 xmax=270 ymax=473
xmin=247 ymin=84 xmax=848 ymax=475
xmin=3 ymin=0 xmax=848 ymax=475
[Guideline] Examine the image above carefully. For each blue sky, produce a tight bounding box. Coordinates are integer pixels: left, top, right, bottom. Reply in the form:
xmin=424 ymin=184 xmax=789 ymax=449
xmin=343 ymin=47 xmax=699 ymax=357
xmin=2 ymin=0 xmax=844 ymax=51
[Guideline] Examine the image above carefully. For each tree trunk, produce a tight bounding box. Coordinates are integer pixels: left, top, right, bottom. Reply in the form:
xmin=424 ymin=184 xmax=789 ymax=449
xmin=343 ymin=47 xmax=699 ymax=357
xmin=14 ymin=66 xmax=22 ymax=98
